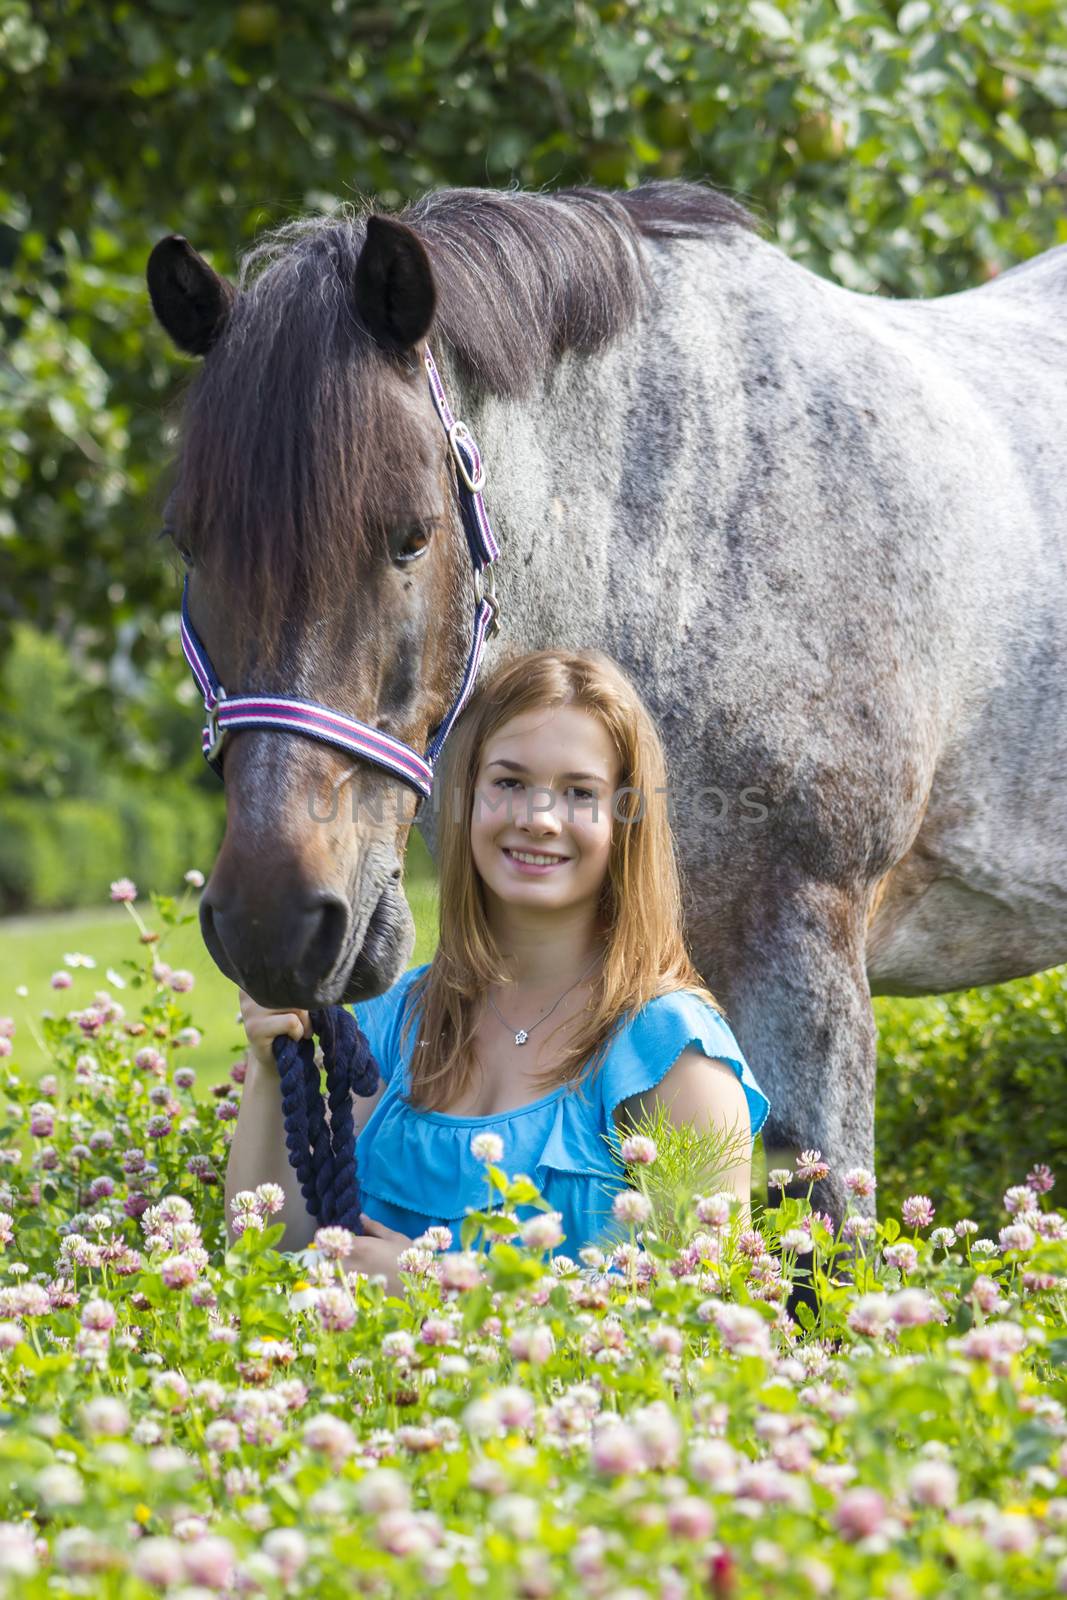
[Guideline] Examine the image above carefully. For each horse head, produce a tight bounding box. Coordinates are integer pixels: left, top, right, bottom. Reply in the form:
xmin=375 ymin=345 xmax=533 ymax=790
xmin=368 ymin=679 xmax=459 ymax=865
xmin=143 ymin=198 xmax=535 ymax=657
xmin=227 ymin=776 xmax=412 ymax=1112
xmin=147 ymin=218 xmax=472 ymax=1008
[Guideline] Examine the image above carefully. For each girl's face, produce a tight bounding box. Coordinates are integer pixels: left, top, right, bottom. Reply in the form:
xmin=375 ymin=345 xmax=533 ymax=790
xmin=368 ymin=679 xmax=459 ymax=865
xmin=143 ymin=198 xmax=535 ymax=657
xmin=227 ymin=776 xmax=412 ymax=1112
xmin=470 ymin=705 xmax=619 ymax=923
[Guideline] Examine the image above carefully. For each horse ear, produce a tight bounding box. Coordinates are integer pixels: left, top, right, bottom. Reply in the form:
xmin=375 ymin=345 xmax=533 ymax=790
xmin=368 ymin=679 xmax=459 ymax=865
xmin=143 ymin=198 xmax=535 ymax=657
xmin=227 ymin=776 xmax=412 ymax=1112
xmin=353 ymin=216 xmax=436 ymax=352
xmin=146 ymin=235 xmax=234 ymax=357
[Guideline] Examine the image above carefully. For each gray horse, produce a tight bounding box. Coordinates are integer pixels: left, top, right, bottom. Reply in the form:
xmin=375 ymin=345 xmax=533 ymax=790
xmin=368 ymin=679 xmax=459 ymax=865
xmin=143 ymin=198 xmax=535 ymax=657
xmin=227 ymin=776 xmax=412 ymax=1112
xmin=147 ymin=181 xmax=1067 ymax=1220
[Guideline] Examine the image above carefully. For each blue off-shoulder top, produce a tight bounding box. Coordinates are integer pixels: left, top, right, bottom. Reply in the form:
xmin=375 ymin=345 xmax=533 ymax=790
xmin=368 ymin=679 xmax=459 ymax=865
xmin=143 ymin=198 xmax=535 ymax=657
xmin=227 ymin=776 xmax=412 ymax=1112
xmin=352 ymin=964 xmax=769 ymax=1256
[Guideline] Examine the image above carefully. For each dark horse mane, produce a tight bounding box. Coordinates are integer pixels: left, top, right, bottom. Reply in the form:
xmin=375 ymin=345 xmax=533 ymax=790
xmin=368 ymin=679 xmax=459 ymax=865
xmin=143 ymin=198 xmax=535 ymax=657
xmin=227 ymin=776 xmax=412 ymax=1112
xmin=170 ymin=182 xmax=755 ymax=651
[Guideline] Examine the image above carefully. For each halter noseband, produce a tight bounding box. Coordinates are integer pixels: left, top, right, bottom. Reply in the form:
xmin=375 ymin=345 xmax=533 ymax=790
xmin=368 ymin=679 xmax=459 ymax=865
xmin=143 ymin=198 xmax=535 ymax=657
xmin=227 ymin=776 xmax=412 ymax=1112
xmin=178 ymin=349 xmax=501 ymax=800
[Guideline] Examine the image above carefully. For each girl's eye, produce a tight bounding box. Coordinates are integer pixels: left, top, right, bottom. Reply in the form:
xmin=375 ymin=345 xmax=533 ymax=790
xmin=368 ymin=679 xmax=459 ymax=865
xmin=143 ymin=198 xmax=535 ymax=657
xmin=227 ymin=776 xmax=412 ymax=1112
xmin=492 ymin=777 xmax=594 ymax=801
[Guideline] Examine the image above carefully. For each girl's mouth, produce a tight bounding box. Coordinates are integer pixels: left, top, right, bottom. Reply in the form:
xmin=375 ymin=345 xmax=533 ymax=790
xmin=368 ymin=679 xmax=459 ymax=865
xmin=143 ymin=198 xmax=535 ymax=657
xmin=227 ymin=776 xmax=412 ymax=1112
xmin=501 ymin=847 xmax=571 ymax=876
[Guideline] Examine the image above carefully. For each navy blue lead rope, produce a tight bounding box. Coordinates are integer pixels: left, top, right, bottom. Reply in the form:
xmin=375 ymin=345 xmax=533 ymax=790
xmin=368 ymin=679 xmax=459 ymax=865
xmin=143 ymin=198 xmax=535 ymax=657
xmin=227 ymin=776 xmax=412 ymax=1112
xmin=272 ymin=1008 xmax=380 ymax=1234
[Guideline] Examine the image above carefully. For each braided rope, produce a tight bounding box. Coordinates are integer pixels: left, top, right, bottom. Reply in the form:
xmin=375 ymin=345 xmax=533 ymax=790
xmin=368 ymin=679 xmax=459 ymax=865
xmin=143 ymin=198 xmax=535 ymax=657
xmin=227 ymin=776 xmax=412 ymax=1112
xmin=273 ymin=1008 xmax=380 ymax=1234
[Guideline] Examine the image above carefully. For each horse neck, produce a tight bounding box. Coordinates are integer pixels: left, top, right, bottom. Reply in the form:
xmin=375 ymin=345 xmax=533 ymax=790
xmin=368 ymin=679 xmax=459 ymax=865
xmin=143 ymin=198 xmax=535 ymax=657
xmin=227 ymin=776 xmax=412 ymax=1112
xmin=434 ymin=229 xmax=777 ymax=607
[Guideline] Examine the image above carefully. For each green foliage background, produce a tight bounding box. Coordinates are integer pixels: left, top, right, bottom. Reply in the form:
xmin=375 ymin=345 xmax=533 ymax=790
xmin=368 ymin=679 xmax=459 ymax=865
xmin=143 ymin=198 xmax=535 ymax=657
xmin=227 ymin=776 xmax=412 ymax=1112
xmin=0 ymin=0 xmax=1065 ymax=1213
xmin=2 ymin=0 xmax=1067 ymax=768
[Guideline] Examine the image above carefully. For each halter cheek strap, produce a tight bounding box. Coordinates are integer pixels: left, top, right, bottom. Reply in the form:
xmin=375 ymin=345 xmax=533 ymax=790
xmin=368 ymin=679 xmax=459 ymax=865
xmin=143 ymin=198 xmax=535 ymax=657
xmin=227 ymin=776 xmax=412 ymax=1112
xmin=178 ymin=348 xmax=501 ymax=799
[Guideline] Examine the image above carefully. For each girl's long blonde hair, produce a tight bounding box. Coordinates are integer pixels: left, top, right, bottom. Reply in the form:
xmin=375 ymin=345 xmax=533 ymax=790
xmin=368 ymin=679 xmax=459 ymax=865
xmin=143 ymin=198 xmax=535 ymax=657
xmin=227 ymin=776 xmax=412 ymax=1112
xmin=400 ymin=647 xmax=721 ymax=1111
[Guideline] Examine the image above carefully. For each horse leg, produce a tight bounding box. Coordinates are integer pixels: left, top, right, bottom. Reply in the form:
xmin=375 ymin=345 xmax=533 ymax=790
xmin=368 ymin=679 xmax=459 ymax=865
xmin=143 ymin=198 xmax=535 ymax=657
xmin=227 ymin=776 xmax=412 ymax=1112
xmin=712 ymin=877 xmax=878 ymax=1230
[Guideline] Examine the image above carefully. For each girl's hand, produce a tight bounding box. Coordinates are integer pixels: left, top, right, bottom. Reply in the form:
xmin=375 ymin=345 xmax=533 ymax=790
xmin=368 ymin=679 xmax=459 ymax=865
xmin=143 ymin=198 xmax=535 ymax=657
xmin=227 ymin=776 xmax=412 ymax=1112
xmin=238 ymin=989 xmax=312 ymax=1074
xmin=343 ymin=1214 xmax=412 ymax=1297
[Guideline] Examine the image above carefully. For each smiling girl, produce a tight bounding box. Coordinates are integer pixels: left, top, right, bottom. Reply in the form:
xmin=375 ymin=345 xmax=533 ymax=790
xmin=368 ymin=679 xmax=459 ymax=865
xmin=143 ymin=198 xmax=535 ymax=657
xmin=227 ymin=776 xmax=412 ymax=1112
xmin=230 ymin=649 xmax=769 ymax=1289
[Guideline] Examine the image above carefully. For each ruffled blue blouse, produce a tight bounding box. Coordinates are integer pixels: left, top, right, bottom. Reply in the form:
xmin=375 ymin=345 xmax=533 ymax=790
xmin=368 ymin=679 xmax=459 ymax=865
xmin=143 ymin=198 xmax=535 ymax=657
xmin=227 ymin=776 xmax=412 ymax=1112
xmin=352 ymin=964 xmax=769 ymax=1256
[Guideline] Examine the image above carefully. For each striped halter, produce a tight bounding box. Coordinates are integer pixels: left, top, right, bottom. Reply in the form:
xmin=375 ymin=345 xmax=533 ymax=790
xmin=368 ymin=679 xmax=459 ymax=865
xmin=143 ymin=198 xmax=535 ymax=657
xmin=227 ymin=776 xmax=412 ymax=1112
xmin=178 ymin=349 xmax=501 ymax=801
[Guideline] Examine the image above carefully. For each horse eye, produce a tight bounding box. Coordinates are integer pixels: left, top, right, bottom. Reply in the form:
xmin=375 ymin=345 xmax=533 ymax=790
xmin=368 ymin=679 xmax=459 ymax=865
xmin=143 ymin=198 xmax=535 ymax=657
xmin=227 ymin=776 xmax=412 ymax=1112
xmin=392 ymin=523 xmax=433 ymax=566
xmin=173 ymin=536 xmax=196 ymax=568
xmin=158 ymin=526 xmax=195 ymax=568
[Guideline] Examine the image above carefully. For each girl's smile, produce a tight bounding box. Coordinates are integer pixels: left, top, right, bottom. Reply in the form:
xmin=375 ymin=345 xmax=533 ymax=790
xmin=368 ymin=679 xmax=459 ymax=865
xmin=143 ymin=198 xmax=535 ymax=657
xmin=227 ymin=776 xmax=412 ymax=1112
xmin=501 ymin=846 xmax=573 ymax=874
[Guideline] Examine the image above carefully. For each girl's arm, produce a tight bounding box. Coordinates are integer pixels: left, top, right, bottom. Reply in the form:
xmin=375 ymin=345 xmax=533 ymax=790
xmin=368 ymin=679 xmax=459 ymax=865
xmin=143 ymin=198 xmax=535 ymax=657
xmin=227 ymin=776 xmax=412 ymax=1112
xmin=225 ymin=993 xmax=384 ymax=1250
xmin=613 ymin=1047 xmax=753 ymax=1218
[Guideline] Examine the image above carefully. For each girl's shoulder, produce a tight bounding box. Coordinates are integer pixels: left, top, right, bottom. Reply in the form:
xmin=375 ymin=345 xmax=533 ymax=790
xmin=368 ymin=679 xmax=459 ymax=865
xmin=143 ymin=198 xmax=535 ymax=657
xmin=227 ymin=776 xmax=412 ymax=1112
xmin=597 ymin=988 xmax=770 ymax=1139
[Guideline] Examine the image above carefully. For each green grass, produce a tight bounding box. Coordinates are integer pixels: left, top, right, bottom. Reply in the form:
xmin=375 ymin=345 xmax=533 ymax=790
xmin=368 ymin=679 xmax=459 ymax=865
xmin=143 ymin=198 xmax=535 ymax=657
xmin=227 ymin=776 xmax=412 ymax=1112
xmin=0 ymin=832 xmax=441 ymax=1086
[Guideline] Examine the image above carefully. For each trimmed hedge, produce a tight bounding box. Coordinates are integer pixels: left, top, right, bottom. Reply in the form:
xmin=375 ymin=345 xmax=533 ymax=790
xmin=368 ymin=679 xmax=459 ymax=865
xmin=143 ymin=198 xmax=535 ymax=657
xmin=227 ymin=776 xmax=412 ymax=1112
xmin=0 ymin=789 xmax=224 ymax=915
xmin=874 ymin=967 xmax=1067 ymax=1233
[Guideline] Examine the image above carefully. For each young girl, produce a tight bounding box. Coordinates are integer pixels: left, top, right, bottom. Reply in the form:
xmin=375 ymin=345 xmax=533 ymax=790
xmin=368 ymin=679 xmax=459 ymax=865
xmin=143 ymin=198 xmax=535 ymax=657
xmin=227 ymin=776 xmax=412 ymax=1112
xmin=232 ymin=649 xmax=769 ymax=1289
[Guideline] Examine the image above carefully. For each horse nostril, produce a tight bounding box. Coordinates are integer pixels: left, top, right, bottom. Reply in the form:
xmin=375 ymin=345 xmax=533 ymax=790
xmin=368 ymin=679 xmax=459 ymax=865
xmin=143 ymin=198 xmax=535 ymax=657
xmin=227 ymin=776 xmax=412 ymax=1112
xmin=294 ymin=893 xmax=349 ymax=989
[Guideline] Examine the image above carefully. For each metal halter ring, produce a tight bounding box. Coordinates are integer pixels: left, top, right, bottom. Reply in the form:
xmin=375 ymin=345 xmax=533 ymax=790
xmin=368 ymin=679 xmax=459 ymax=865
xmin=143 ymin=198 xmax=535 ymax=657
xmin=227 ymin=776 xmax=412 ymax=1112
xmin=474 ymin=564 xmax=501 ymax=638
xmin=204 ymin=688 xmax=227 ymax=765
xmin=447 ymin=420 xmax=486 ymax=494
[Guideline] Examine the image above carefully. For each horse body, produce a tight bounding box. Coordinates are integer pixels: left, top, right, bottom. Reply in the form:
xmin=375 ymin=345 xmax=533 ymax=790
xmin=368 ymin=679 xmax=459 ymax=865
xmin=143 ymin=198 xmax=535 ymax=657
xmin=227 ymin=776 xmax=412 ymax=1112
xmin=147 ymin=186 xmax=1067 ymax=1218
xmin=426 ymin=227 xmax=1067 ymax=1200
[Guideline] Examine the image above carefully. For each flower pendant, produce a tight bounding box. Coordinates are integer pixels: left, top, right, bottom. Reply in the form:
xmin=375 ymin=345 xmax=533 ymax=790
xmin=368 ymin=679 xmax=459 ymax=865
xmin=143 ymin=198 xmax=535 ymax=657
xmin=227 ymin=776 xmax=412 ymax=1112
xmin=515 ymin=1030 xmax=529 ymax=1046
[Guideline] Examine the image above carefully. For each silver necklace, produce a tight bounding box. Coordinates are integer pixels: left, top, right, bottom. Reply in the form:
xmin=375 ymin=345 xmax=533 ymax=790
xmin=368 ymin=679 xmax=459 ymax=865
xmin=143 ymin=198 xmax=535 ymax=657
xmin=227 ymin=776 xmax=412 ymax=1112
xmin=486 ymin=949 xmax=603 ymax=1046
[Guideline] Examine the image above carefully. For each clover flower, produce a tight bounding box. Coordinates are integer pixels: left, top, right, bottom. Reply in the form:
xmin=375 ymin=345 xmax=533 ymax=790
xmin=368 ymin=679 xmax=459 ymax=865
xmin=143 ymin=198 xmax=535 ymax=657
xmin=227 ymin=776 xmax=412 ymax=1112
xmin=438 ymin=1252 xmax=484 ymax=1291
xmin=375 ymin=1508 xmax=443 ymax=1557
xmin=182 ymin=1535 xmax=236 ymax=1589
xmin=667 ymin=1497 xmax=715 ymax=1539
xmin=1027 ymin=1163 xmax=1055 ymax=1194
xmin=81 ymin=1397 xmax=129 ymax=1438
xmin=695 ymin=1193 xmax=733 ymax=1227
xmin=901 ymin=1195 xmax=935 ymax=1229
xmin=883 ymin=1241 xmax=919 ymax=1275
xmin=382 ymin=1330 xmax=417 ymax=1363
xmin=254 ymin=1183 xmax=285 ymax=1216
xmin=969 ymin=1275 xmax=1004 ymax=1314
xmin=908 ymin=1459 xmax=958 ymax=1509
xmin=612 ymin=1190 xmax=651 ymax=1226
xmin=519 ymin=1211 xmax=564 ymax=1251
xmin=795 ymin=1149 xmax=830 ymax=1183
xmin=999 ymin=1221 xmax=1035 ymax=1253
xmin=888 ymin=1288 xmax=941 ymax=1328
xmin=29 ymin=1104 xmax=54 ymax=1138
xmin=591 ymin=1419 xmax=646 ymax=1477
xmin=109 ymin=878 xmax=137 ymax=903
xmin=317 ymin=1288 xmax=356 ymax=1332
xmin=350 ymin=1468 xmax=409 ymax=1516
xmin=620 ymin=1134 xmax=658 ymax=1166
xmin=313 ymin=1226 xmax=356 ymax=1261
xmin=470 ymin=1131 xmax=504 ymax=1163
xmin=161 ymin=1255 xmax=199 ymax=1290
xmin=397 ymin=1246 xmax=435 ymax=1277
xmin=262 ymin=1528 xmax=308 ymax=1583
xmin=303 ymin=1412 xmax=357 ymax=1464
xmin=834 ymin=1487 xmax=888 ymax=1541
xmin=80 ymin=1299 xmax=117 ymax=1332
xmin=420 ymin=1315 xmax=457 ymax=1347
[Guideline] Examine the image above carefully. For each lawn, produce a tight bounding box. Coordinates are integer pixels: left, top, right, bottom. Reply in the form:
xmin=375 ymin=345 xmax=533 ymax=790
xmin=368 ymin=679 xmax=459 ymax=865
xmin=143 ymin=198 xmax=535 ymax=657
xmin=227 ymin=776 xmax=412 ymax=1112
xmin=0 ymin=832 xmax=441 ymax=1086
